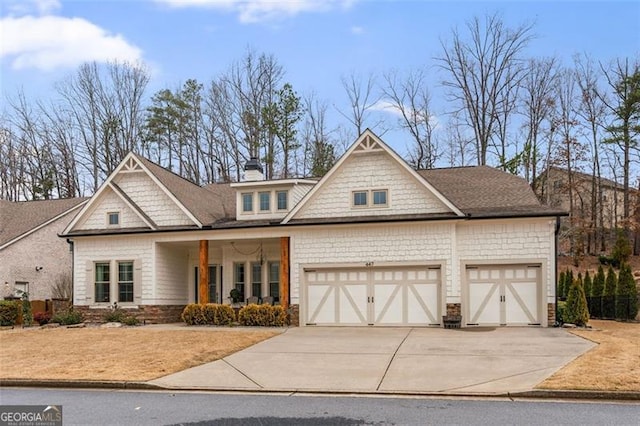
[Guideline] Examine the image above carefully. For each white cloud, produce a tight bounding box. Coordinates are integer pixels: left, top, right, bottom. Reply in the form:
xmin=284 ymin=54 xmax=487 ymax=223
xmin=4 ymin=0 xmax=61 ymax=16
xmin=1 ymin=15 xmax=143 ymax=71
xmin=371 ymin=100 xmax=439 ymax=127
xmin=350 ymin=25 xmax=364 ymax=35
xmin=156 ymin=0 xmax=356 ymax=23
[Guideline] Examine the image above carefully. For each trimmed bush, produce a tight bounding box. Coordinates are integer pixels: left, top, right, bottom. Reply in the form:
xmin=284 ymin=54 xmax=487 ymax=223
xmin=603 ymin=265 xmax=617 ymax=319
xmin=51 ymin=308 xmax=84 ymax=325
xmin=34 ymin=311 xmax=51 ymax=325
xmin=565 ymin=278 xmax=589 ymax=326
xmin=104 ymin=308 xmax=139 ymax=325
xmin=238 ymin=304 xmax=287 ymax=327
xmin=0 ymin=300 xmax=20 ymax=326
xmin=202 ymin=304 xmax=236 ymax=326
xmin=182 ymin=303 xmax=236 ymax=326
xmin=122 ymin=315 xmax=140 ymax=326
xmin=181 ymin=304 xmax=206 ymax=325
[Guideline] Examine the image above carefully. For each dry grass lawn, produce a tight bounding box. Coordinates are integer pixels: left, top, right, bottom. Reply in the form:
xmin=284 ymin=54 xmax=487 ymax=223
xmin=0 ymin=327 xmax=279 ymax=382
xmin=539 ymin=320 xmax=640 ymax=391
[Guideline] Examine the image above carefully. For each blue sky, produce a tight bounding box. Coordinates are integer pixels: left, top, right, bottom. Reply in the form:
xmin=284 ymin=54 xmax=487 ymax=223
xmin=1 ymin=0 xmax=639 ymax=157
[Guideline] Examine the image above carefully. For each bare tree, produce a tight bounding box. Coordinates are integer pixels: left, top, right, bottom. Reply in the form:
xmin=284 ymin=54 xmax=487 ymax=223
xmin=381 ymin=69 xmax=439 ymax=169
xmin=575 ymin=54 xmax=607 ymax=252
xmin=299 ymin=93 xmax=336 ymax=177
xmin=337 ymin=72 xmax=385 ymax=138
xmin=55 ymin=60 xmax=149 ymax=191
xmin=520 ymin=57 xmax=558 ymax=188
xmin=437 ymin=13 xmax=534 ymax=165
xmin=600 ymin=58 xmax=640 ymax=232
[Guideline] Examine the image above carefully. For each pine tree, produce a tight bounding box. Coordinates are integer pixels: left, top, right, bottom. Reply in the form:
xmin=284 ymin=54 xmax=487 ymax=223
xmin=565 ymin=278 xmax=589 ymax=326
xmin=583 ymin=271 xmax=592 ymax=296
xmin=557 ymin=270 xmax=566 ymax=302
xmin=603 ymin=265 xmax=617 ymax=319
xmin=616 ymin=263 xmax=639 ymax=320
xmin=564 ymin=269 xmax=574 ymax=300
xmin=591 ymin=265 xmax=606 ymax=318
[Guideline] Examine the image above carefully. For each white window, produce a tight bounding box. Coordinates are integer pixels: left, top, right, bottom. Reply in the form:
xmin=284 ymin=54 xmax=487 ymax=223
xmin=14 ymin=281 xmax=28 ymax=298
xmin=107 ymin=212 xmax=120 ymax=226
xmin=251 ymin=262 xmax=262 ymax=298
xmin=373 ymin=190 xmax=388 ymax=206
xmin=242 ymin=193 xmax=253 ymax=213
xmin=353 ymin=191 xmax=368 ymax=207
xmin=95 ymin=262 xmax=110 ymax=303
xmin=276 ymin=191 xmax=288 ymax=210
xmin=118 ymin=261 xmax=134 ymax=303
xmin=259 ymin=192 xmax=270 ymax=212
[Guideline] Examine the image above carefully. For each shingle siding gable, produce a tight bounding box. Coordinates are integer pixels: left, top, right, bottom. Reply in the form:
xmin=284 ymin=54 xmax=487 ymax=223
xmin=292 ymin=152 xmax=450 ymax=220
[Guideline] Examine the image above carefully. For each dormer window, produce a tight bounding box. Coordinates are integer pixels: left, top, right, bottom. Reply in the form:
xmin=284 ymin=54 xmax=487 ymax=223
xmin=276 ymin=190 xmax=288 ymax=210
xmin=242 ymin=193 xmax=253 ymax=213
xmin=107 ymin=212 xmax=120 ymax=226
xmin=259 ymin=192 xmax=270 ymax=212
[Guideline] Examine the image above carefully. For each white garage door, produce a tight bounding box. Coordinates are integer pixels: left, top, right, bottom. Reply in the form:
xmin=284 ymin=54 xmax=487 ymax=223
xmin=466 ymin=264 xmax=541 ymax=326
xmin=305 ymin=266 xmax=441 ymax=326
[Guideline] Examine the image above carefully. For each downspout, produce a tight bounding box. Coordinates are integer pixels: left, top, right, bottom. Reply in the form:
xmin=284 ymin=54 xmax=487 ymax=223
xmin=66 ymin=239 xmax=74 ymax=305
xmin=554 ymin=217 xmax=561 ymax=327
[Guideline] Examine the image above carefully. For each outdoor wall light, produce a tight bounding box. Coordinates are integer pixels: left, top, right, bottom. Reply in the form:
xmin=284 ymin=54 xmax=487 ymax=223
xmin=35 ymin=266 xmax=43 ymax=272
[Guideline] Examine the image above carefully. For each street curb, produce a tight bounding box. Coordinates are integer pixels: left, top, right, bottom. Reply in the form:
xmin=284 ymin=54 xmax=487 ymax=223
xmin=0 ymin=379 xmax=163 ymax=391
xmin=2 ymin=379 xmax=638 ymax=401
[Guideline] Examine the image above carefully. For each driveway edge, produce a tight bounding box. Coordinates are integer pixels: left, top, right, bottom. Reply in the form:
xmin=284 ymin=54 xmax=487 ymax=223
xmin=2 ymin=379 xmax=638 ymax=401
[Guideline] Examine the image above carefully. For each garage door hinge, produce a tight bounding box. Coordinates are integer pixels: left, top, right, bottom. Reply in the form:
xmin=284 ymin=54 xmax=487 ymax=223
xmin=306 ymin=323 xmax=317 ymax=326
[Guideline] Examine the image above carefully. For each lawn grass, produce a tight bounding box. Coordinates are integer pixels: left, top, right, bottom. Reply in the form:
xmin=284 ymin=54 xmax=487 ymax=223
xmin=0 ymin=327 xmax=279 ymax=381
xmin=538 ymin=320 xmax=640 ymax=392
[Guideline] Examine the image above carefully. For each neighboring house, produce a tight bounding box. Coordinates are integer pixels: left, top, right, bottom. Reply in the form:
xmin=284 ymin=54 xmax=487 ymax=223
xmin=0 ymin=198 xmax=88 ymax=300
xmin=537 ymin=166 xmax=639 ymax=230
xmin=61 ymin=130 xmax=565 ymax=326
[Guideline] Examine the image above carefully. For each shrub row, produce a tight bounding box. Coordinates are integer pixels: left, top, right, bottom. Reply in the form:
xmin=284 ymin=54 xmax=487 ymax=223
xmin=51 ymin=307 xmax=84 ymax=325
xmin=181 ymin=303 xmax=287 ymax=327
xmin=104 ymin=308 xmax=140 ymax=326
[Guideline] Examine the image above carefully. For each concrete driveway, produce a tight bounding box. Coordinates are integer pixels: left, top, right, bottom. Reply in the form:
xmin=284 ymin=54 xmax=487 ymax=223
xmin=150 ymin=327 xmax=595 ymax=395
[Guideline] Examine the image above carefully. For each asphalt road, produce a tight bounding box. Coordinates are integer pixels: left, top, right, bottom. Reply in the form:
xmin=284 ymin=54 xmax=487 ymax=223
xmin=0 ymin=388 xmax=638 ymax=426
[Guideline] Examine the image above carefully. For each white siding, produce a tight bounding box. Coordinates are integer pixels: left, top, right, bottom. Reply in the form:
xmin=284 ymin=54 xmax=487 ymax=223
xmin=291 ymin=183 xmax=314 ymax=207
xmin=293 ymin=152 xmax=451 ymax=219
xmin=235 ymin=182 xmax=315 ymax=221
xmin=290 ymin=222 xmax=453 ymax=304
xmin=155 ymin=243 xmax=190 ymax=304
xmin=457 ymin=219 xmax=556 ymax=303
xmin=114 ymin=173 xmax=192 ymax=226
xmin=77 ymin=189 xmax=147 ymax=230
xmin=73 ymin=235 xmax=153 ymax=305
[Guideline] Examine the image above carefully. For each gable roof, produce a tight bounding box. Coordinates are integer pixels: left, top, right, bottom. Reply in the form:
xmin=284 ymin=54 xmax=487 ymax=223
xmin=542 ymin=166 xmax=640 ymax=193
xmin=283 ymin=129 xmax=464 ymax=224
xmin=63 ymin=153 xmax=237 ymax=236
xmin=417 ymin=166 xmax=564 ymax=217
xmin=135 ymin=156 xmax=235 ymax=225
xmin=0 ymin=198 xmax=88 ymax=249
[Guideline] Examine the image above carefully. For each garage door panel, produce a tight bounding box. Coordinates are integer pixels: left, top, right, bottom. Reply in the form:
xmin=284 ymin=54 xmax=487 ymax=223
xmin=407 ymin=283 xmax=439 ymax=324
xmin=466 ymin=265 xmax=542 ymax=327
xmin=308 ymin=285 xmax=335 ymax=324
xmin=469 ymin=282 xmax=501 ymax=324
xmin=305 ymin=266 xmax=441 ymax=326
xmin=374 ymin=284 xmax=403 ymax=324
xmin=339 ymin=284 xmax=368 ymax=324
xmin=505 ymin=281 xmax=538 ymax=324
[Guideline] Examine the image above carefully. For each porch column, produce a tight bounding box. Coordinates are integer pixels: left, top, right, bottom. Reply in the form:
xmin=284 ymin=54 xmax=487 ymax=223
xmin=280 ymin=237 xmax=290 ymax=311
xmin=199 ymin=240 xmax=209 ymax=304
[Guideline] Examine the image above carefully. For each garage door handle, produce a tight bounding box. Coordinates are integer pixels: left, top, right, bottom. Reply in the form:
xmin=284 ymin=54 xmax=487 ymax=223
xmin=367 ymin=297 xmax=375 ymax=303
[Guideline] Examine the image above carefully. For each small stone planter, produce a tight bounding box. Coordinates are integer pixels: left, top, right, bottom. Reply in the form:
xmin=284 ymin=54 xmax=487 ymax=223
xmin=442 ymin=315 xmax=462 ymax=329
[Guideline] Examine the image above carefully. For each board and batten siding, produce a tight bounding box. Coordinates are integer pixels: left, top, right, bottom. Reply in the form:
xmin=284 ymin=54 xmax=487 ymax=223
xmin=77 ymin=189 xmax=147 ymax=230
xmin=293 ymin=152 xmax=451 ymax=220
xmin=290 ymin=222 xmax=454 ymax=305
xmin=113 ymin=173 xmax=193 ymax=226
xmin=73 ymin=235 xmax=152 ymax=305
xmin=456 ymin=218 xmax=556 ymax=303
